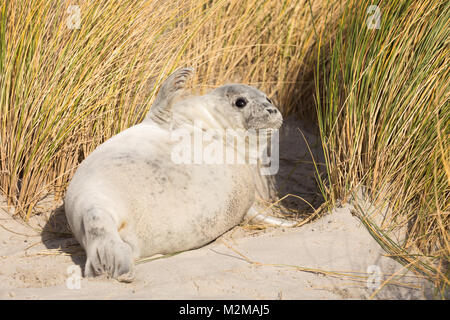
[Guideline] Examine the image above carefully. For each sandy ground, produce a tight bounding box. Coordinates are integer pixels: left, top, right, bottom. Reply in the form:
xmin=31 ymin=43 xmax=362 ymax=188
xmin=0 ymin=115 xmax=432 ymax=299
xmin=0 ymin=202 xmax=431 ymax=299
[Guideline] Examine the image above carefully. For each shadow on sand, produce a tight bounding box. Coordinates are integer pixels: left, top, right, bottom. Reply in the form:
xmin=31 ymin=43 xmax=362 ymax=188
xmin=41 ymin=204 xmax=86 ymax=272
xmin=272 ymin=113 xmax=327 ymax=218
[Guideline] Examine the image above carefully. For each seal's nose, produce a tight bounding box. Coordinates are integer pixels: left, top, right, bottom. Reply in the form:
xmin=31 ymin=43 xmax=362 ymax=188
xmin=263 ymin=102 xmax=278 ymax=114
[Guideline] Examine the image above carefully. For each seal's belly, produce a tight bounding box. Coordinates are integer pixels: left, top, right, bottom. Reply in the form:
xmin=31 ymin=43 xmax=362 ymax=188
xmin=70 ymin=123 xmax=256 ymax=258
xmin=100 ymin=155 xmax=255 ymax=257
xmin=126 ymin=162 xmax=254 ymax=257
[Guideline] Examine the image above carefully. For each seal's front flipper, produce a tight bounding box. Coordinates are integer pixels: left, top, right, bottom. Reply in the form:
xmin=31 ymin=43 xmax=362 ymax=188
xmin=145 ymin=67 xmax=195 ymax=124
xmin=84 ymin=239 xmax=135 ymax=282
xmin=82 ymin=208 xmax=135 ymax=282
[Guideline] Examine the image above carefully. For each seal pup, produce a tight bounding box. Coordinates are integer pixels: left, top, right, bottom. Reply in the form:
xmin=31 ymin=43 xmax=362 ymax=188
xmin=64 ymin=68 xmax=293 ymax=282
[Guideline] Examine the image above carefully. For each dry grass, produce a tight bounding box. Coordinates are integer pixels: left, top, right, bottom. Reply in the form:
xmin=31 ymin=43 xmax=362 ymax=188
xmin=316 ymin=0 xmax=449 ymax=295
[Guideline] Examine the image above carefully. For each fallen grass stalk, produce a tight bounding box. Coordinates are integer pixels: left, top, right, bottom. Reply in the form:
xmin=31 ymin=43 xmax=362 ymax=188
xmin=220 ymin=239 xmax=423 ymax=291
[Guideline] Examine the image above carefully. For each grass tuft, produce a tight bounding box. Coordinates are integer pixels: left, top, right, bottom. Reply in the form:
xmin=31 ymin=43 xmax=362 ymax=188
xmin=316 ymin=0 xmax=449 ymax=295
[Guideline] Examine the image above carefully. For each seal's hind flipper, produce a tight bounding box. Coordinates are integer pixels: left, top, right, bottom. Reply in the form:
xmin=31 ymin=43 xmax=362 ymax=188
xmin=145 ymin=67 xmax=195 ymax=124
xmin=244 ymin=206 xmax=298 ymax=228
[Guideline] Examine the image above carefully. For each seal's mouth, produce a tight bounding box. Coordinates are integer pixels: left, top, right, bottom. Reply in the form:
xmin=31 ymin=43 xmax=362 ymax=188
xmin=247 ymin=113 xmax=283 ymax=131
xmin=265 ymin=112 xmax=283 ymax=130
xmin=272 ymin=115 xmax=283 ymax=129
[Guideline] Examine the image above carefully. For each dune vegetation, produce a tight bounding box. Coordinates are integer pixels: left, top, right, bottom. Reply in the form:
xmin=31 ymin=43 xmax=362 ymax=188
xmin=0 ymin=0 xmax=448 ymax=294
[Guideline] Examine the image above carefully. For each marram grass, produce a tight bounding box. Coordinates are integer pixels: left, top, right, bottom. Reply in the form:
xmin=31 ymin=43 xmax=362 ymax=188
xmin=316 ymin=0 xmax=449 ymax=295
xmin=0 ymin=0 xmax=448 ymax=294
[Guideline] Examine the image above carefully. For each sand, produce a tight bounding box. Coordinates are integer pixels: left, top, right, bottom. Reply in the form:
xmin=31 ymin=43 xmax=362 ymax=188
xmin=0 ymin=115 xmax=432 ymax=299
xmin=0 ymin=200 xmax=431 ymax=300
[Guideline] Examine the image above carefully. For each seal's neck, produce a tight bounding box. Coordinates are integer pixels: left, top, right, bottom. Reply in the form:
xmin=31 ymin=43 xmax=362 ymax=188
xmin=172 ymin=95 xmax=245 ymax=132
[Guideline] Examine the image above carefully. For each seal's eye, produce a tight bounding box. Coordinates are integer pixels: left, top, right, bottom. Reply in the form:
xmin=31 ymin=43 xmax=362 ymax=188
xmin=235 ymin=98 xmax=247 ymax=108
xmin=266 ymin=97 xmax=272 ymax=104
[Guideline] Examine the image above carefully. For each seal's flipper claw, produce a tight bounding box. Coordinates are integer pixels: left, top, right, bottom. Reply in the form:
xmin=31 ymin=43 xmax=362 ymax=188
xmin=170 ymin=67 xmax=195 ymax=91
xmin=84 ymin=258 xmax=96 ymax=277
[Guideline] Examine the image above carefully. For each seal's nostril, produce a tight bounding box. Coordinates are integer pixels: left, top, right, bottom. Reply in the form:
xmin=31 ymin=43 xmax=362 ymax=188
xmin=267 ymin=108 xmax=277 ymax=114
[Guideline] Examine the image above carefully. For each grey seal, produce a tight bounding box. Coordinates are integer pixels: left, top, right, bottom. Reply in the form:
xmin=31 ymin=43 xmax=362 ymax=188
xmin=64 ymin=68 xmax=294 ymax=282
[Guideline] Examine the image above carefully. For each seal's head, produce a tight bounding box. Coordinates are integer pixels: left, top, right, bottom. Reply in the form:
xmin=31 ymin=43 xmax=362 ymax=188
xmin=209 ymin=84 xmax=283 ymax=130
